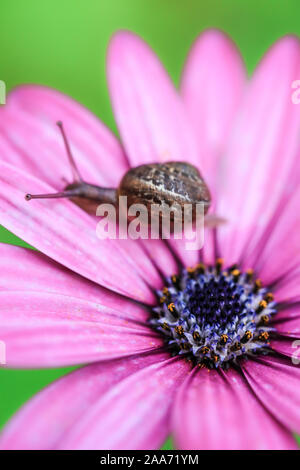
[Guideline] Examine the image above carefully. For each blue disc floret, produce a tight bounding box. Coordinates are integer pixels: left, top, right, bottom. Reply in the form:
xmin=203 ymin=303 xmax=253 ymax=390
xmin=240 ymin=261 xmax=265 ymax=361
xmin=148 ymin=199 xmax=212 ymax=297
xmin=151 ymin=259 xmax=277 ymax=369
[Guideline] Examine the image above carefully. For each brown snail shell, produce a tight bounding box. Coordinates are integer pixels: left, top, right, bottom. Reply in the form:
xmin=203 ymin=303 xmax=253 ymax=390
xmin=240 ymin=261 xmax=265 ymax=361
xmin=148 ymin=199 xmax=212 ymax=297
xmin=118 ymin=162 xmax=211 ymax=228
xmin=118 ymin=161 xmax=210 ymax=210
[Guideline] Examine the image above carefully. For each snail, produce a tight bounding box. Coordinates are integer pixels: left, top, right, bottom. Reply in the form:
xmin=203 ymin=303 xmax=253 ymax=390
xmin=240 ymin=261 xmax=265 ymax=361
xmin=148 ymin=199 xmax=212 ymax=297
xmin=26 ymin=121 xmax=222 ymax=230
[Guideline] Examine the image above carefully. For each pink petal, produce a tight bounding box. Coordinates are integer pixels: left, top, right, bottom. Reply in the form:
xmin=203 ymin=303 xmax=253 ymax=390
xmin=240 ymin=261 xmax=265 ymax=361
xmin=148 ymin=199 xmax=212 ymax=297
xmin=0 ymin=352 xmax=170 ymax=450
xmin=270 ymin=338 xmax=299 ymax=357
xmin=59 ymin=358 xmax=190 ymax=450
xmin=0 ymin=161 xmax=162 ymax=303
xmin=0 ymin=85 xmax=128 ymax=188
xmin=273 ymin=275 xmax=300 ymax=304
xmin=173 ymin=366 xmax=296 ymax=450
xmin=0 ymin=290 xmax=161 ymax=367
xmin=243 ymin=356 xmax=300 ymax=434
xmin=139 ymin=239 xmax=179 ymax=278
xmin=166 ymin=235 xmax=201 ymax=270
xmin=107 ymin=31 xmax=200 ymax=168
xmin=251 ymin=183 xmax=300 ymax=285
xmin=273 ymin=313 xmax=300 ymax=337
xmin=181 ymin=29 xmax=246 ymax=197
xmin=217 ymin=36 xmax=300 ymax=267
xmin=0 ymin=243 xmax=148 ymax=322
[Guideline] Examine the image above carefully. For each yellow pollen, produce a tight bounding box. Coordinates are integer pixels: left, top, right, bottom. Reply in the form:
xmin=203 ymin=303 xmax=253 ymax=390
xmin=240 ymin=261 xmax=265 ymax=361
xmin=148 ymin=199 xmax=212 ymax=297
xmin=193 ymin=331 xmax=200 ymax=341
xmin=259 ymin=300 xmax=267 ymax=309
xmin=254 ymin=279 xmax=262 ymax=291
xmin=168 ymin=302 xmax=175 ymax=312
xmin=256 ymin=299 xmax=268 ymax=312
xmin=220 ymin=334 xmax=228 ymax=344
xmin=265 ymin=292 xmax=274 ymax=303
xmin=175 ymin=325 xmax=184 ymax=336
xmin=231 ymin=342 xmax=241 ymax=351
xmin=216 ymin=258 xmax=224 ymax=274
xmin=231 ymin=269 xmax=240 ymax=276
xmin=187 ymin=266 xmax=196 ymax=274
xmin=259 ymin=331 xmax=269 ymax=341
xmin=232 ymin=269 xmax=240 ymax=281
xmin=261 ymin=314 xmax=270 ymax=324
xmin=245 ymin=330 xmax=253 ymax=340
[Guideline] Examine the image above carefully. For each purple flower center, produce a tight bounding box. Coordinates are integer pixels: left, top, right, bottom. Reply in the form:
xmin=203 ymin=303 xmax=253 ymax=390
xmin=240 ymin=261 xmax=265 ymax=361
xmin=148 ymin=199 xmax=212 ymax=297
xmin=151 ymin=259 xmax=277 ymax=369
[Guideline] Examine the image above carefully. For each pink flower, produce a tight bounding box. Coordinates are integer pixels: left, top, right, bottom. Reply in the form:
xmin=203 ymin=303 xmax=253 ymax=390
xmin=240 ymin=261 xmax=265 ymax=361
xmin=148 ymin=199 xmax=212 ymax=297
xmin=0 ymin=29 xmax=300 ymax=450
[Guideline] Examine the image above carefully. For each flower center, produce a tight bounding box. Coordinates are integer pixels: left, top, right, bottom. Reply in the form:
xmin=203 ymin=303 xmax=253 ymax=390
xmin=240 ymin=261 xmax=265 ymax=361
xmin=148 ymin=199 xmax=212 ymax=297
xmin=151 ymin=259 xmax=277 ymax=369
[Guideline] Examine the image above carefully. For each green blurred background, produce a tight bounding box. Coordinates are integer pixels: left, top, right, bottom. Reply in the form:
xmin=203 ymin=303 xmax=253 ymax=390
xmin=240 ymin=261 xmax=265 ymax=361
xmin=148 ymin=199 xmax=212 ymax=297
xmin=0 ymin=0 xmax=300 ymax=449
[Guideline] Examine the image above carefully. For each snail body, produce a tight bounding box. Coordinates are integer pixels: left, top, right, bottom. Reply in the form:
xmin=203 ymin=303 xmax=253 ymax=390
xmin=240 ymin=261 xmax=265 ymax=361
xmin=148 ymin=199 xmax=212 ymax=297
xmin=26 ymin=122 xmax=217 ymax=231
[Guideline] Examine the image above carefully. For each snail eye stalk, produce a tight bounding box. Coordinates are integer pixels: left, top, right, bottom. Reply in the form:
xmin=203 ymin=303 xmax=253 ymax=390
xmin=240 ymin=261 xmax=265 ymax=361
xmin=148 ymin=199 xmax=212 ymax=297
xmin=25 ymin=121 xmax=116 ymax=206
xmin=56 ymin=121 xmax=83 ymax=183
